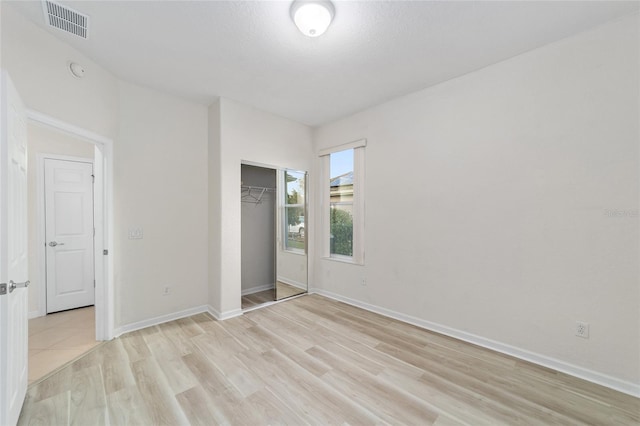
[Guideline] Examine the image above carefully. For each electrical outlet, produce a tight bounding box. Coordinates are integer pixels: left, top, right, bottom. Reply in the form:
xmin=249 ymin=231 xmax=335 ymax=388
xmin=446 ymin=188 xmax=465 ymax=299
xmin=163 ymin=286 xmax=171 ymax=296
xmin=575 ymin=321 xmax=589 ymax=339
xmin=128 ymin=227 xmax=144 ymax=240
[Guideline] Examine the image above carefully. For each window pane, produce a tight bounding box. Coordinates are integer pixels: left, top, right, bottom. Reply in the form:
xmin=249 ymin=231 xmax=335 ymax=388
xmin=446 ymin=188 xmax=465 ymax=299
xmin=330 ymin=204 xmax=353 ymax=256
xmin=329 ymin=149 xmax=354 ymax=257
xmin=330 ymin=149 xmax=354 ymax=203
xmin=285 ymin=171 xmax=305 ymax=205
xmin=284 ymin=170 xmax=305 ymax=252
xmin=285 ymin=206 xmax=305 ymax=251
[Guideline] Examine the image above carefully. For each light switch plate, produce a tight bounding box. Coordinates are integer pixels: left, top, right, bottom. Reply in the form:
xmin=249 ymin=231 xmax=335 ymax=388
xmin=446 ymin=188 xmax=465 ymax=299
xmin=128 ymin=227 xmax=143 ymax=239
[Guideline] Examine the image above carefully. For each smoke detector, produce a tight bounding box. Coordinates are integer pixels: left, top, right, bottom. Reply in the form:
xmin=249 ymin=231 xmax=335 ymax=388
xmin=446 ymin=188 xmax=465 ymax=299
xmin=42 ymin=0 xmax=89 ymax=39
xmin=68 ymin=62 xmax=85 ymax=78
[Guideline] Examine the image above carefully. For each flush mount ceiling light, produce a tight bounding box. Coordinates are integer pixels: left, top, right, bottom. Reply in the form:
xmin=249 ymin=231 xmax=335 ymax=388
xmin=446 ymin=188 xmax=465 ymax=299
xmin=290 ymin=0 xmax=335 ymax=37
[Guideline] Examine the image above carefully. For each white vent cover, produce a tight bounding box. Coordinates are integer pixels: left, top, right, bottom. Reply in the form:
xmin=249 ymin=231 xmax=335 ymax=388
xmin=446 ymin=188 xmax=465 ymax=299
xmin=42 ymin=0 xmax=89 ymax=39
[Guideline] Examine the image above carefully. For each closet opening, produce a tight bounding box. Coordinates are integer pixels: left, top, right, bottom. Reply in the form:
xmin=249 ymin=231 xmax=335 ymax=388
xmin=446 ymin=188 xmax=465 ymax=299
xmin=240 ymin=162 xmax=309 ymax=311
xmin=241 ymin=164 xmax=277 ymax=310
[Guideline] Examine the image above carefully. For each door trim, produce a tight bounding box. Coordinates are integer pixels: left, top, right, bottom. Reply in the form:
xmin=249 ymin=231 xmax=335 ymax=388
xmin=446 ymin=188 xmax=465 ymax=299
xmin=27 ymin=110 xmax=115 ymax=341
xmin=36 ymin=154 xmax=94 ymax=317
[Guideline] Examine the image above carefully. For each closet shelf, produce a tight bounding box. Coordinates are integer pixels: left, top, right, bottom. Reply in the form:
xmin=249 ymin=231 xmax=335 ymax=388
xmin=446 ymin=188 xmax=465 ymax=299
xmin=241 ymin=185 xmax=275 ymax=204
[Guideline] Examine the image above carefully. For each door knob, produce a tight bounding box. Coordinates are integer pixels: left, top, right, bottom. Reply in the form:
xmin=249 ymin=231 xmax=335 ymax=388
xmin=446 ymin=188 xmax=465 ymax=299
xmin=48 ymin=241 xmax=65 ymax=247
xmin=9 ymin=280 xmax=30 ymax=293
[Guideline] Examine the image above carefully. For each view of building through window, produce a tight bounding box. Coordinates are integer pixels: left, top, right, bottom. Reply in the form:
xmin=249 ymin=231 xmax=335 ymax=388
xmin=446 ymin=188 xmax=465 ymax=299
xmin=284 ymin=170 xmax=305 ymax=252
xmin=329 ymin=148 xmax=354 ymax=257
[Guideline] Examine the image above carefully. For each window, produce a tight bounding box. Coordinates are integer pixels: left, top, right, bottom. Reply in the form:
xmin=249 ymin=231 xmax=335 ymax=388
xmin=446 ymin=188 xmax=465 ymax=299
xmin=329 ymin=149 xmax=354 ymax=257
xmin=320 ymin=139 xmax=366 ymax=264
xmin=284 ymin=170 xmax=306 ymax=253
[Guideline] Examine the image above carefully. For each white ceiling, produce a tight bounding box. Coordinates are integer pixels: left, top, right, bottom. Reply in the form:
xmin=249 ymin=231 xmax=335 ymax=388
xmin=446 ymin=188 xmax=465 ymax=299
xmin=9 ymin=1 xmax=639 ymax=126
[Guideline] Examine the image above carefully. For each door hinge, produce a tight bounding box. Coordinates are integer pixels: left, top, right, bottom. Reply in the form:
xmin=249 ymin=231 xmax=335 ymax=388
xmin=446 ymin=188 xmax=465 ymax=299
xmin=0 ymin=283 xmax=6 ymax=295
xmin=92 ymin=174 xmax=95 ymax=183
xmin=103 ymin=249 xmax=108 ymax=255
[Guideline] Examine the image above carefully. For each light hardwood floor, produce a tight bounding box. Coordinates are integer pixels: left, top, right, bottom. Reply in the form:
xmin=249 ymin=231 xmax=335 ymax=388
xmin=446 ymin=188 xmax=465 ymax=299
xmin=19 ymin=295 xmax=639 ymax=425
xmin=275 ymin=281 xmax=306 ymax=300
xmin=241 ymin=283 xmax=306 ymax=310
xmin=241 ymin=289 xmax=274 ymax=309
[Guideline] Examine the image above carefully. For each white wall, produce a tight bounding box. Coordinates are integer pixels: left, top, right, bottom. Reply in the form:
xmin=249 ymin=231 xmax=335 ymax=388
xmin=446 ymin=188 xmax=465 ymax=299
xmin=115 ymin=80 xmax=209 ymax=326
xmin=210 ymin=98 xmax=313 ymax=316
xmin=0 ymin=5 xmax=118 ymax=139
xmin=208 ymin=100 xmax=222 ymax=312
xmin=2 ymin=4 xmax=210 ymax=330
xmin=26 ymin=123 xmax=95 ymax=316
xmin=241 ymin=165 xmax=276 ymax=294
xmin=313 ymin=14 xmax=639 ymax=390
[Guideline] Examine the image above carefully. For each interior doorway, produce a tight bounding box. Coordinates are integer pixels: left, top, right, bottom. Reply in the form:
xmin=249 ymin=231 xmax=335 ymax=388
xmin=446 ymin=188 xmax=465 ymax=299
xmin=25 ymin=111 xmax=114 ymax=383
xmin=27 ymin=125 xmax=98 ymax=384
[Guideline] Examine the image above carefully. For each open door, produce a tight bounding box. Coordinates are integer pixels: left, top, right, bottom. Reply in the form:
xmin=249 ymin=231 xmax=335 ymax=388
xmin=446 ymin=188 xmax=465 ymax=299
xmin=0 ymin=71 xmax=29 ymax=425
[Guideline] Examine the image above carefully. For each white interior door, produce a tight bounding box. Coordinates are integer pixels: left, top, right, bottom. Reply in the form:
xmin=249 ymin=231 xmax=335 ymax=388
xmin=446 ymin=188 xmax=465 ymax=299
xmin=0 ymin=71 xmax=29 ymax=426
xmin=45 ymin=158 xmax=95 ymax=313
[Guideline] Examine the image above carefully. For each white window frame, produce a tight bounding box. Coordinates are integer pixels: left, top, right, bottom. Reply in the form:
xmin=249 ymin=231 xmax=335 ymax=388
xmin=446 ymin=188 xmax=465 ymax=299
xmin=320 ymin=139 xmax=366 ymax=265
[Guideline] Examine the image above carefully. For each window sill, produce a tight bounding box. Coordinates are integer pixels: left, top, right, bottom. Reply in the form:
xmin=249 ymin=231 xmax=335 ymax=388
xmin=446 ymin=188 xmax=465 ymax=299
xmin=322 ymin=256 xmax=364 ymax=266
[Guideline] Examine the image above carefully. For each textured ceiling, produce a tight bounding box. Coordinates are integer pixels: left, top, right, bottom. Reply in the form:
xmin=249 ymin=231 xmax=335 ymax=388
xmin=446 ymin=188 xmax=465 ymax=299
xmin=8 ymin=1 xmax=639 ymax=126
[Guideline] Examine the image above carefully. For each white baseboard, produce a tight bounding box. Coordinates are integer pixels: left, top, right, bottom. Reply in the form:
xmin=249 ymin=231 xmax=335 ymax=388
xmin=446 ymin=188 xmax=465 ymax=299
xmin=310 ymin=288 xmax=640 ymax=398
xmin=242 ymin=283 xmax=274 ymax=296
xmin=28 ymin=310 xmax=41 ymax=320
xmin=277 ymin=277 xmax=307 ymax=290
xmin=113 ymin=303 xmax=247 ymax=337
xmin=207 ymin=305 xmax=243 ymax=321
xmin=114 ymin=305 xmax=209 ymax=337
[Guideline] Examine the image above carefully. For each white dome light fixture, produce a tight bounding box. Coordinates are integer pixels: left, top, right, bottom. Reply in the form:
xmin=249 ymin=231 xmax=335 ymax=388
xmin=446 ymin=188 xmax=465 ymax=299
xmin=290 ymin=0 xmax=335 ymax=37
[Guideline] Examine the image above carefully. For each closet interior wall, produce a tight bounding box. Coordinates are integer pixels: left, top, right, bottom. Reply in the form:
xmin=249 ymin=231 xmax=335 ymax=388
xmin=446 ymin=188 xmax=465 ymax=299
xmin=241 ymin=164 xmax=277 ymax=297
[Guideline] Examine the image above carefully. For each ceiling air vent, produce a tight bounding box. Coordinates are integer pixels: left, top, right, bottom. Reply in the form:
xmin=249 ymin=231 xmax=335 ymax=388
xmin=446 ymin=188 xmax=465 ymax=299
xmin=42 ymin=0 xmax=89 ymax=39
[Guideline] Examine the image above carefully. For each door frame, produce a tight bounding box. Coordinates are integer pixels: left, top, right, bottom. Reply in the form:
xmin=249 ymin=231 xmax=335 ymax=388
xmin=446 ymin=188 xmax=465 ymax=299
xmin=36 ymin=154 xmax=94 ymax=317
xmin=27 ymin=110 xmax=114 ymax=341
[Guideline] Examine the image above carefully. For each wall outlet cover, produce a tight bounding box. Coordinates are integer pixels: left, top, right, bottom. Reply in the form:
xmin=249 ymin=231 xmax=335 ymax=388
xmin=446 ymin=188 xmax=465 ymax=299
xmin=575 ymin=321 xmax=589 ymax=339
xmin=128 ymin=227 xmax=144 ymax=239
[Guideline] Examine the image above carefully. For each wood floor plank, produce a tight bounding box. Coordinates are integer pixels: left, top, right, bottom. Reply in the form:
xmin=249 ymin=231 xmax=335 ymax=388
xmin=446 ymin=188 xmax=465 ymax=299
xmin=17 ymin=391 xmax=69 ymax=426
xmin=18 ymin=295 xmax=640 ymax=425
xmin=143 ymin=326 xmax=199 ymax=395
xmin=307 ymin=345 xmax=440 ymax=425
xmin=106 ymin=385 xmax=152 ymax=426
xmin=100 ymin=339 xmax=136 ymax=395
xmin=120 ymin=330 xmax=152 ymax=363
xmin=157 ymin=321 xmax=197 ymax=357
xmin=240 ymin=324 xmax=332 ymax=378
xmin=191 ymin=319 xmax=248 ymax=354
xmin=29 ymin=366 xmax=73 ymax=404
xmin=242 ymin=289 xmax=274 ymax=310
xmin=182 ymin=347 xmax=237 ymax=399
xmin=69 ymin=365 xmax=108 ymax=426
xmin=244 ymin=308 xmax=315 ymax=351
xmin=130 ymin=357 xmax=190 ymax=425
xmin=246 ymin=388 xmax=310 ymax=426
xmin=236 ymin=348 xmax=381 ymax=425
xmin=175 ymin=385 xmax=227 ymax=426
xmin=216 ymin=319 xmax=273 ymax=354
xmin=193 ymin=338 xmax=264 ymax=398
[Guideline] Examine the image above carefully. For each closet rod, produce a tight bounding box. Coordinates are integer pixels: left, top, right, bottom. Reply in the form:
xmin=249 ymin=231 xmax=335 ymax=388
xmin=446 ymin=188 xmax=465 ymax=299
xmin=241 ymin=185 xmax=276 ymax=204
